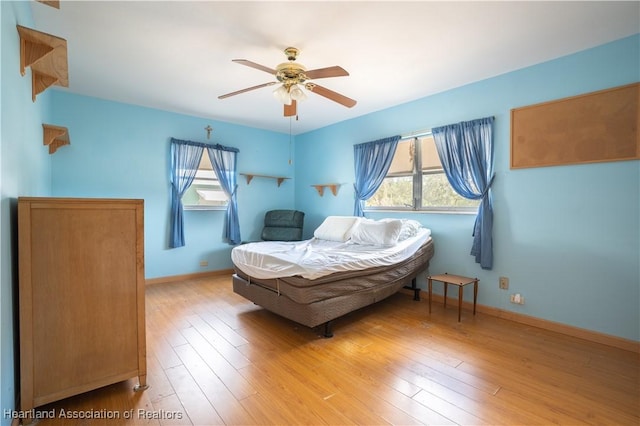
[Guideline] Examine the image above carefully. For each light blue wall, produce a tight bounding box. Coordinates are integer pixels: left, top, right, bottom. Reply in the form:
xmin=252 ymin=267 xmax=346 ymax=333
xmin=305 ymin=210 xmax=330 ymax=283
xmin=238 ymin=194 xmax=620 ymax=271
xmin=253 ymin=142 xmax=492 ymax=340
xmin=49 ymin=93 xmax=295 ymax=279
xmin=1 ymin=2 xmax=53 ymax=424
xmin=294 ymin=34 xmax=640 ymax=341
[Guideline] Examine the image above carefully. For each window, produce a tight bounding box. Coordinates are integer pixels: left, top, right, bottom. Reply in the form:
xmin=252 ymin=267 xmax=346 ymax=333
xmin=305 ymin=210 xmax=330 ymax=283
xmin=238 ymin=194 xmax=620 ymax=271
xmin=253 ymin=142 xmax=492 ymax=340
xmin=366 ymin=134 xmax=479 ymax=212
xmin=182 ymin=153 xmax=228 ymax=210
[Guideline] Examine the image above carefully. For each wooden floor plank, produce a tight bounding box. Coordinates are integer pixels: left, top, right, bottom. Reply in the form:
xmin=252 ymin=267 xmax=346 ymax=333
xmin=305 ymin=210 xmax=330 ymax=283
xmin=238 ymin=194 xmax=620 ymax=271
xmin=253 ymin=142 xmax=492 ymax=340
xmin=147 ymin=327 xmax=183 ymax=371
xmin=144 ymin=354 xmax=178 ymax=405
xmin=179 ymin=324 xmax=257 ymax=401
xmin=172 ymin=343 xmax=257 ymax=425
xmin=183 ymin=314 xmax=252 ymax=369
xmin=163 ymin=364 xmax=224 ymax=425
xmin=150 ymin=393 xmax=191 ymax=426
xmin=237 ymin=362 xmax=354 ymax=425
xmin=199 ymin=309 xmax=250 ymax=348
xmin=236 ymin=393 xmax=301 ymax=425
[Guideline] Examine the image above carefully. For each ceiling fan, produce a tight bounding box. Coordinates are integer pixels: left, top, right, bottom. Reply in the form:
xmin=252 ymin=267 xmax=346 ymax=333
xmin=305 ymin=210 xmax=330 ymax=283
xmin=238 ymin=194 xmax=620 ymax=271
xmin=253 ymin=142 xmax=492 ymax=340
xmin=218 ymin=47 xmax=357 ymax=117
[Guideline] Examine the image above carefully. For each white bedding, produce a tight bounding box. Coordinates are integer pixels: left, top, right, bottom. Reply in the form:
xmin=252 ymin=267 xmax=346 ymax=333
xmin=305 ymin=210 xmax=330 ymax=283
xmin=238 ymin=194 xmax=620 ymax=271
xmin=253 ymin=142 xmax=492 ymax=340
xmin=231 ymin=228 xmax=432 ymax=280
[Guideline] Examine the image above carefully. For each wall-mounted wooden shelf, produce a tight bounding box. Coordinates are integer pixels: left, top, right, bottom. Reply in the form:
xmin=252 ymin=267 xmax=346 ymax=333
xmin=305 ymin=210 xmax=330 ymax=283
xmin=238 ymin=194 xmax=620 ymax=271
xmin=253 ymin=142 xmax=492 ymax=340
xmin=312 ymin=184 xmax=340 ymax=197
xmin=17 ymin=25 xmax=68 ymax=102
xmin=240 ymin=173 xmax=290 ymax=187
xmin=42 ymin=124 xmax=69 ymax=154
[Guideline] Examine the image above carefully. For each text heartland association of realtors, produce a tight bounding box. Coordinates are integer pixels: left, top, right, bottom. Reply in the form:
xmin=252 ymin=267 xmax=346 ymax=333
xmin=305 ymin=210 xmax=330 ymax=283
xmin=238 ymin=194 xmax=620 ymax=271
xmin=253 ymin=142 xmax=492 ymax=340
xmin=4 ymin=408 xmax=183 ymax=420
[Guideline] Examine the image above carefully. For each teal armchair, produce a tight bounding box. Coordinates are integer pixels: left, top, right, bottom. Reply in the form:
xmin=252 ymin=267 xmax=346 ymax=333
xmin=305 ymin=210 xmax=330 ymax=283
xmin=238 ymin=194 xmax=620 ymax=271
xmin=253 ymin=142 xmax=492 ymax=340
xmin=261 ymin=210 xmax=305 ymax=241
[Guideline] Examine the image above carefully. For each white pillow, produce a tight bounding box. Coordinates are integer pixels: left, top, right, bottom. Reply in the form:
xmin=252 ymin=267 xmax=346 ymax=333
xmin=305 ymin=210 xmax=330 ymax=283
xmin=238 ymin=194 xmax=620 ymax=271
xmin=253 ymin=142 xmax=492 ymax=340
xmin=380 ymin=218 xmax=423 ymax=241
xmin=399 ymin=219 xmax=422 ymax=241
xmin=351 ymin=219 xmax=403 ymax=246
xmin=313 ymin=216 xmax=360 ymax=242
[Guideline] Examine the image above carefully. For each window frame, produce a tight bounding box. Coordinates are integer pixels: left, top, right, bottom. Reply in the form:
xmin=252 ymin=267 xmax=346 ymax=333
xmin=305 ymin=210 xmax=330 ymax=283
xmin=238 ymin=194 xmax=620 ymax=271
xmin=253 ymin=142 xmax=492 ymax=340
xmin=364 ymin=133 xmax=479 ymax=214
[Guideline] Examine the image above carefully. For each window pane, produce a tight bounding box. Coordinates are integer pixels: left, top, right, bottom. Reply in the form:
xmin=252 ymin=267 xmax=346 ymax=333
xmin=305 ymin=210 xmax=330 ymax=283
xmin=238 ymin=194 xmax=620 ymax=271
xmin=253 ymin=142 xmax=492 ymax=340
xmin=198 ymin=152 xmax=213 ymax=170
xmin=387 ymin=140 xmax=413 ymax=175
xmin=422 ymin=173 xmax=479 ymax=208
xmin=366 ymin=176 xmax=413 ymax=208
xmin=182 ymin=155 xmax=228 ymax=208
xmin=420 ymin=136 xmax=441 ymax=171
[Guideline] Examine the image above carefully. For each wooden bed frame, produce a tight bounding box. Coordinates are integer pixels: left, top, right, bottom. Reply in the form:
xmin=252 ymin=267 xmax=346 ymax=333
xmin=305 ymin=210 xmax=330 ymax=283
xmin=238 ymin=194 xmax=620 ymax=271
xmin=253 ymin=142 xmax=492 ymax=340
xmin=232 ymin=239 xmax=434 ymax=337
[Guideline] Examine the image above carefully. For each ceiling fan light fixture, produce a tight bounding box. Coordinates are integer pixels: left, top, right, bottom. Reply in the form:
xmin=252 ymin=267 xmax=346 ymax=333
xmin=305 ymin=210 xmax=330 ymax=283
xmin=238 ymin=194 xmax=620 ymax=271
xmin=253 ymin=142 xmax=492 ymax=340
xmin=273 ymin=85 xmax=292 ymax=105
xmin=220 ymin=46 xmax=357 ymax=115
xmin=289 ymin=84 xmax=307 ymax=102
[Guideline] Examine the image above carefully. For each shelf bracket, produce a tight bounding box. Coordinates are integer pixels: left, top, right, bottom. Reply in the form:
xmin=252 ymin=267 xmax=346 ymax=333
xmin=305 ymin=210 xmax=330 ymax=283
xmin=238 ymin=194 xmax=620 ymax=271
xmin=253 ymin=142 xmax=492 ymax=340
xmin=17 ymin=25 xmax=68 ymax=102
xmin=42 ymin=124 xmax=70 ymax=154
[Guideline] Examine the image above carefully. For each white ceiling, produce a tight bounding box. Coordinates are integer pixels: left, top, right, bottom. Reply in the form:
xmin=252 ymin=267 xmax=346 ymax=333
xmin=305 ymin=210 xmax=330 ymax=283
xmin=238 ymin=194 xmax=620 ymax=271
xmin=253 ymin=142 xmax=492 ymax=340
xmin=30 ymin=1 xmax=639 ymax=135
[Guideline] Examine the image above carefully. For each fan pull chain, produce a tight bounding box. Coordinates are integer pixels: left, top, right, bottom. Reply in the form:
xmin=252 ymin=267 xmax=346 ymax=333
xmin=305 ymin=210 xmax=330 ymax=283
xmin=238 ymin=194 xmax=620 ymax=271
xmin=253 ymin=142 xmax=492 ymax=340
xmin=288 ymin=117 xmax=292 ymax=165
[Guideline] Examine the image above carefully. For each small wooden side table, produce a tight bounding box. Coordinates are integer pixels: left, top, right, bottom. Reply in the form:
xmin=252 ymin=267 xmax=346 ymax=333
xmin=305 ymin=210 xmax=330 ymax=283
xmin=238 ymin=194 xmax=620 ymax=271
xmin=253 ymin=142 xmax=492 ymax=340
xmin=428 ymin=273 xmax=479 ymax=322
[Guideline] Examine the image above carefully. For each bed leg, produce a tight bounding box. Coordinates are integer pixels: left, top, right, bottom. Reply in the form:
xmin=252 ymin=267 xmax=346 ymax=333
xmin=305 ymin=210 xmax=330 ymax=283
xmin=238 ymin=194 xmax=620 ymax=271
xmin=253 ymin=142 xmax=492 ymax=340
xmin=323 ymin=321 xmax=334 ymax=338
xmin=404 ymin=277 xmax=421 ymax=301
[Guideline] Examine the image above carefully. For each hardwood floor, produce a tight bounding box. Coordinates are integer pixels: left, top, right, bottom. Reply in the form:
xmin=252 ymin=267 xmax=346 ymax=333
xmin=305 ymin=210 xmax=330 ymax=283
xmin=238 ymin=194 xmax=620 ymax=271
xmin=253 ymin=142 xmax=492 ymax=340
xmin=29 ymin=275 xmax=639 ymax=425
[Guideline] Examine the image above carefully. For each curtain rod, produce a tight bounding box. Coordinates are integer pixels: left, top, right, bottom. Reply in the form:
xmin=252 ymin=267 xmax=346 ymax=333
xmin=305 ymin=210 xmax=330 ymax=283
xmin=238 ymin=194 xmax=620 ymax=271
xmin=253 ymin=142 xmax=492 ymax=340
xmin=400 ymin=129 xmax=432 ymax=139
xmin=170 ymin=137 xmax=239 ymax=153
xmin=400 ymin=116 xmax=496 ymax=140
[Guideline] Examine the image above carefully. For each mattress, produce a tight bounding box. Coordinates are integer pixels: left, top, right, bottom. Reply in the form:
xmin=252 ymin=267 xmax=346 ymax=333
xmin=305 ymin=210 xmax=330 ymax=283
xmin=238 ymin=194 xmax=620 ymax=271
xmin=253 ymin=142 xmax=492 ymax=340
xmin=231 ymin=228 xmax=432 ymax=280
xmin=233 ymin=237 xmax=434 ymax=305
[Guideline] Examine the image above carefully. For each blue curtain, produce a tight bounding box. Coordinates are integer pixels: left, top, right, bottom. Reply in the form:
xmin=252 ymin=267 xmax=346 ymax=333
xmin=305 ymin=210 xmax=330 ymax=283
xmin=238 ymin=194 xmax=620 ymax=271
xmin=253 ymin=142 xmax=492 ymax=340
xmin=432 ymin=117 xmax=495 ymax=269
xmin=353 ymin=135 xmax=401 ymax=216
xmin=206 ymin=144 xmax=241 ymax=245
xmin=169 ymin=138 xmax=204 ymax=248
xmin=169 ymin=137 xmax=241 ymax=248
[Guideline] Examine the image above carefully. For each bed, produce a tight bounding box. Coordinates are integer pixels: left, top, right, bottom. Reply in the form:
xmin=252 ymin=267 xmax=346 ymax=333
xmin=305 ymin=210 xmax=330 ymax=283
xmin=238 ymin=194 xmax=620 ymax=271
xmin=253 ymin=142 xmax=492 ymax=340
xmin=231 ymin=216 xmax=435 ymax=337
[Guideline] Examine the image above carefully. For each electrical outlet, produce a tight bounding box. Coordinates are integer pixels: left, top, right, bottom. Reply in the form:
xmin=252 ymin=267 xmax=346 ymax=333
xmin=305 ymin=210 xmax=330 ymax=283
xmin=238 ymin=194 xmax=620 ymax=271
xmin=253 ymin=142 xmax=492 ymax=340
xmin=510 ymin=293 xmax=525 ymax=304
xmin=499 ymin=276 xmax=509 ymax=289
xmin=199 ymin=260 xmax=208 ymax=267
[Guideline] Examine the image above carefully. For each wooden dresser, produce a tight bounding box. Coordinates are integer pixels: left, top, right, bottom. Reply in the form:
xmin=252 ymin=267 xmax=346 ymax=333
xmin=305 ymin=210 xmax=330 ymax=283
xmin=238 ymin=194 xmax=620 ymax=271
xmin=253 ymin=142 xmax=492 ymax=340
xmin=18 ymin=197 xmax=147 ymax=414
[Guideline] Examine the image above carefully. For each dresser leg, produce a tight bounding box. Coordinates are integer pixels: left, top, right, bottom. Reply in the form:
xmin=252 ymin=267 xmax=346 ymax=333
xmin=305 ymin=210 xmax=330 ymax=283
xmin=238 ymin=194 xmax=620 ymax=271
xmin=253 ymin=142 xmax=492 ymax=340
xmin=134 ymin=375 xmax=149 ymax=392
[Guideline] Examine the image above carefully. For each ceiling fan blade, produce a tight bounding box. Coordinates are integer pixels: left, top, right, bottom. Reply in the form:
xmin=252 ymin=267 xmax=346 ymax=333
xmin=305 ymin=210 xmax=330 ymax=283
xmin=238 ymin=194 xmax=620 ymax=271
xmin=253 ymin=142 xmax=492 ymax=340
xmin=305 ymin=83 xmax=357 ymax=108
xmin=284 ymin=100 xmax=297 ymax=117
xmin=305 ymin=66 xmax=349 ymax=80
xmin=232 ymin=59 xmax=277 ymax=75
xmin=218 ymin=82 xmax=277 ymax=99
